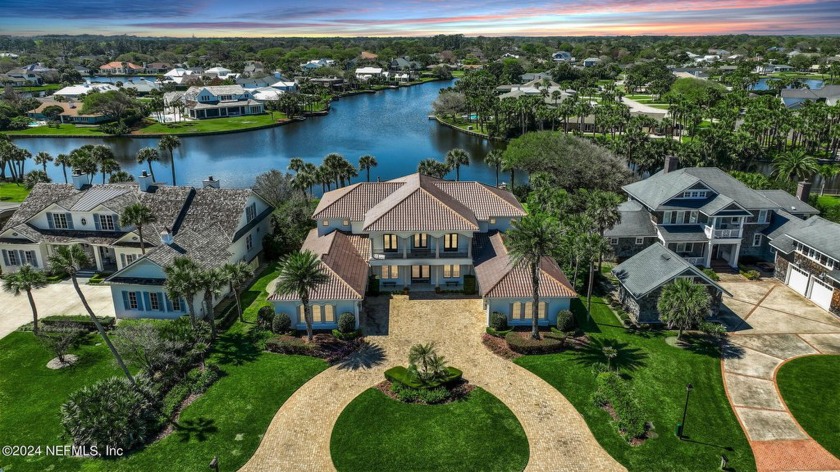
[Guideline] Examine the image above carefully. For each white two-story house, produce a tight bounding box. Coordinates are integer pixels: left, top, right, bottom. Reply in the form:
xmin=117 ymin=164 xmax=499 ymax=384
xmin=269 ymin=173 xmax=577 ymax=330
xmin=0 ymin=173 xmax=273 ymax=320
xmin=164 ymin=85 xmax=265 ymax=120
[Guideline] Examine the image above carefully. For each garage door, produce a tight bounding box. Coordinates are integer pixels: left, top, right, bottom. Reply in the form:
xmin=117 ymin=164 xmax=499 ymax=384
xmin=787 ymin=265 xmax=809 ymax=296
xmin=809 ymin=278 xmax=833 ymax=311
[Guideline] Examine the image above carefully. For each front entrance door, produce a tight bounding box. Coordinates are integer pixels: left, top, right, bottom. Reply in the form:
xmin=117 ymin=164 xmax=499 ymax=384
xmin=411 ymin=265 xmax=430 ymax=282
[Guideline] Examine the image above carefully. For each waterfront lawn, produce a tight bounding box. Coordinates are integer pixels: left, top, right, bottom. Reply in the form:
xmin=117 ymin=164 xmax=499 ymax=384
xmin=5 ymin=124 xmax=108 ymax=136
xmin=136 ymin=113 xmax=285 ymax=135
xmin=515 ymin=298 xmax=755 ymax=472
xmin=0 ymin=182 xmax=30 ymax=202
xmin=330 ymin=388 xmax=529 ymax=472
xmin=0 ymin=265 xmax=328 ymax=472
xmin=777 ymin=355 xmax=840 ymax=458
xmin=15 ymin=84 xmax=62 ymax=93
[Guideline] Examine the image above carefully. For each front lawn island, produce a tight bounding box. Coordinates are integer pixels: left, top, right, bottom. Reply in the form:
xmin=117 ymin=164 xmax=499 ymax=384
xmin=515 ymin=298 xmax=755 ymax=471
xmin=330 ymin=388 xmax=528 ymax=472
xmin=0 ymin=265 xmax=327 ymax=472
xmin=777 ymin=355 xmax=840 ymax=459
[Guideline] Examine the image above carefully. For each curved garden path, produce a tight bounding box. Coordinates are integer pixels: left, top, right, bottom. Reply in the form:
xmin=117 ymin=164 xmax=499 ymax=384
xmin=719 ymin=278 xmax=840 ymax=471
xmin=240 ymin=295 xmax=624 ymax=472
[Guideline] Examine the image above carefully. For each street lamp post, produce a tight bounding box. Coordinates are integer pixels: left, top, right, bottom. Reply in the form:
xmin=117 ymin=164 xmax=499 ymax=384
xmin=676 ymin=383 xmax=693 ymax=439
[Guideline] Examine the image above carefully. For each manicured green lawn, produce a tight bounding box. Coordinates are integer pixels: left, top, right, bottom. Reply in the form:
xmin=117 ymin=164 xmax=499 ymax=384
xmin=0 ymin=182 xmax=31 ymax=202
xmin=777 ymin=355 xmax=840 ymax=458
xmin=817 ymin=195 xmax=840 ymax=209
xmin=5 ymin=124 xmax=109 ymax=136
xmin=0 ymin=265 xmax=328 ymax=472
xmin=331 ymin=388 xmax=529 ymax=472
xmin=136 ymin=114 xmax=285 ymax=135
xmin=15 ymin=84 xmax=62 ymax=93
xmin=516 ymin=298 xmax=755 ymax=472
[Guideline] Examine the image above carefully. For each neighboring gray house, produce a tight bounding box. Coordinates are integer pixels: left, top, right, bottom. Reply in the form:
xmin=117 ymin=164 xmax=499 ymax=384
xmin=0 ymin=173 xmax=273 ymax=321
xmin=605 ymin=200 xmax=657 ymax=261
xmin=612 ymin=244 xmax=730 ymax=323
xmin=769 ymin=216 xmax=840 ymax=314
xmin=780 ymin=85 xmax=840 ymax=109
xmin=619 ymin=160 xmax=814 ymax=268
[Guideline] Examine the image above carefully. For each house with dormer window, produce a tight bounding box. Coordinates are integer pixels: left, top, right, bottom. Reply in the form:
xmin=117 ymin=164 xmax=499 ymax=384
xmin=268 ymin=173 xmax=577 ymax=330
xmin=164 ymin=85 xmax=264 ymax=120
xmin=0 ymin=172 xmax=273 ymax=320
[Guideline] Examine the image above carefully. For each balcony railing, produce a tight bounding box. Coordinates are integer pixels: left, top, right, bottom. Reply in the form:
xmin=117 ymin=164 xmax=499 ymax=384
xmin=704 ymin=225 xmax=741 ymax=239
xmin=372 ymin=250 xmax=469 ymax=260
xmin=683 ymin=256 xmax=706 ymax=266
xmin=438 ymin=251 xmax=469 ymax=259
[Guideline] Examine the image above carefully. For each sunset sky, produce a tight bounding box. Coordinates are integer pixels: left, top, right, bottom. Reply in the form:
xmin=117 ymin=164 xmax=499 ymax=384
xmin=1 ymin=0 xmax=839 ymax=37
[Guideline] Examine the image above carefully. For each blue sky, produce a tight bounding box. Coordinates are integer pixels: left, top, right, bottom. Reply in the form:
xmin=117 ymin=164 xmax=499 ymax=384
xmin=1 ymin=0 xmax=839 ymax=36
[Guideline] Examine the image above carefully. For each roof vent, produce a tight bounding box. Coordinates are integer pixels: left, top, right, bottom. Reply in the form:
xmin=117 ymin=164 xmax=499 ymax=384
xmin=203 ymin=176 xmax=220 ymax=189
xmin=661 ymin=254 xmax=671 ymax=261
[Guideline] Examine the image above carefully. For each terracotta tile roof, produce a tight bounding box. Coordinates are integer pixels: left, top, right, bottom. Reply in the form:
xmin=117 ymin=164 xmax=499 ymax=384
xmin=312 ymin=183 xmax=402 ymax=220
xmin=474 ymin=232 xmax=577 ymax=299
xmin=363 ymin=174 xmax=481 ymax=231
xmin=269 ymin=230 xmax=369 ymax=302
xmin=313 ymin=173 xmax=524 ymax=231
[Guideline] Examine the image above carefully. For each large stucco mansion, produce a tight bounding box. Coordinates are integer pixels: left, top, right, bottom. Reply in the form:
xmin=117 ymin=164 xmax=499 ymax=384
xmin=269 ymin=173 xmax=577 ymax=331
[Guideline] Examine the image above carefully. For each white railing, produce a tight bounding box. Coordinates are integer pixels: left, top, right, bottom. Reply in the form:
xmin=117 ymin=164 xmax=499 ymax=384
xmin=704 ymin=225 xmax=741 ymax=239
xmin=684 ymin=256 xmax=706 ymax=266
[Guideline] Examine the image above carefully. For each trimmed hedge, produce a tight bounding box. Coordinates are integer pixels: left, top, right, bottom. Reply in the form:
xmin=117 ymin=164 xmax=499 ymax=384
xmin=332 ymin=329 xmax=361 ymax=341
xmin=390 ymin=382 xmax=451 ymax=404
xmin=257 ymin=306 xmax=275 ymax=328
xmin=384 ymin=365 xmax=463 ymax=389
xmin=504 ymin=331 xmax=565 ymax=355
xmin=265 ymin=335 xmax=316 ymax=355
xmin=272 ymin=312 xmax=292 ymax=333
xmin=486 ymin=327 xmax=512 ymax=338
xmin=41 ymin=315 xmax=115 ymax=332
xmin=556 ymin=310 xmax=575 ymax=332
xmin=490 ymin=312 xmax=508 ymax=331
xmin=463 ymin=274 xmax=476 ymax=294
xmin=337 ymin=313 xmax=356 ymax=333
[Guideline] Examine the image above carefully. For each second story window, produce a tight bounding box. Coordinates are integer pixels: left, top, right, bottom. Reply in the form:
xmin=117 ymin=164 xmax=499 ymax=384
xmin=444 ymin=233 xmax=459 ymax=251
xmin=414 ymin=233 xmax=428 ymax=248
xmin=246 ymin=203 xmax=257 ymax=223
xmin=384 ymin=234 xmax=398 ymax=252
xmin=52 ymin=213 xmax=69 ymax=229
xmin=246 ymin=234 xmax=253 ymax=251
xmin=99 ymin=214 xmax=116 ymax=231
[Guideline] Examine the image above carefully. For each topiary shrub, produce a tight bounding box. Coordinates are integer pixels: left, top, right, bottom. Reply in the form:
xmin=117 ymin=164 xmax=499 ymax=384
xmin=490 ymin=312 xmax=509 ymax=331
xmin=505 ymin=331 xmax=566 ymax=355
xmin=591 ymin=371 xmax=647 ymax=440
xmin=338 ymin=313 xmax=356 ymax=333
xmin=61 ymin=377 xmax=162 ymax=453
xmin=272 ymin=312 xmax=292 ymax=334
xmin=257 ymin=306 xmax=275 ymax=328
xmin=556 ymin=310 xmax=575 ymax=332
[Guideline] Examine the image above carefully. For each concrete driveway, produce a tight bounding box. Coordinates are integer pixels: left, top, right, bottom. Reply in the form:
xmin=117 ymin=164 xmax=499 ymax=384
xmin=0 ymin=279 xmax=114 ymax=339
xmin=718 ymin=277 xmax=840 ymax=471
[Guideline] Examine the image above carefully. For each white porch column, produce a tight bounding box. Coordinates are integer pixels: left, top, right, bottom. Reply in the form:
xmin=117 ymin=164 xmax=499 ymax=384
xmin=705 ymin=242 xmax=713 ymax=268
xmin=354 ymin=302 xmax=360 ymax=329
xmin=731 ymin=242 xmax=741 ymax=268
xmin=92 ymin=246 xmax=103 ymax=271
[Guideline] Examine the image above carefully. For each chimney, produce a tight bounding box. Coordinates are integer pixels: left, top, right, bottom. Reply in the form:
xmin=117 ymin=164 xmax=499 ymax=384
xmin=138 ymin=170 xmax=154 ymax=192
xmin=71 ymin=170 xmax=89 ymax=190
xmin=159 ymin=228 xmax=174 ymax=246
xmin=202 ymin=175 xmax=220 ymax=189
xmin=796 ymin=181 xmax=812 ymax=203
xmin=663 ymin=156 xmax=679 ymax=174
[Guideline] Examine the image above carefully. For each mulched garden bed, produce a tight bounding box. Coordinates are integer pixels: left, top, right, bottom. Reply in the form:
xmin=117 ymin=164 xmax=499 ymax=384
xmin=482 ymin=333 xmax=521 ymax=359
xmin=376 ymin=380 xmax=475 ymax=405
xmin=265 ymin=332 xmax=368 ymax=364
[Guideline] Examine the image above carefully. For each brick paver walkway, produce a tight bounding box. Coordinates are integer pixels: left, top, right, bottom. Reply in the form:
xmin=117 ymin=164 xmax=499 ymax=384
xmin=719 ymin=279 xmax=840 ymax=472
xmin=240 ymin=295 xmax=624 ymax=472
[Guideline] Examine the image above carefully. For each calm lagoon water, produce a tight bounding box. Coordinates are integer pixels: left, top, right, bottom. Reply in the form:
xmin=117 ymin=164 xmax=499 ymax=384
xmin=12 ymin=80 xmax=503 ymax=189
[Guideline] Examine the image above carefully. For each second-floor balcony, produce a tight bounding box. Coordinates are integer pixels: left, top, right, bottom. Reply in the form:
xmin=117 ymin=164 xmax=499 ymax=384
xmin=704 ymin=225 xmax=742 ymax=239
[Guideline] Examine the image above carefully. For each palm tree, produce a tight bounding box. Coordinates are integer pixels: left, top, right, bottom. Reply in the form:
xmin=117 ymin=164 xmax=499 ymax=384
xmin=358 ymin=155 xmax=378 ymax=182
xmin=445 ymin=148 xmax=470 ymax=181
xmin=288 ymin=157 xmax=305 ymax=174
xmin=485 ymin=150 xmax=504 ymax=187
xmin=657 ymin=278 xmax=711 ymax=340
xmin=583 ymin=234 xmax=610 ymax=316
xmin=222 ymin=262 xmax=253 ymax=322
xmin=34 ymin=151 xmax=53 ymax=173
xmin=135 ymin=147 xmax=160 ymax=182
xmin=49 ymin=245 xmax=135 ymax=386
xmin=2 ymin=264 xmax=47 ymax=334
xmin=817 ymin=164 xmax=840 ymax=196
xmin=584 ymin=190 xmax=623 ymax=271
xmin=121 ymin=203 xmax=157 ymax=255
xmin=99 ymin=159 xmax=120 ymax=184
xmin=197 ymin=268 xmax=225 ymax=340
xmin=417 ymin=158 xmax=450 ymax=179
xmin=164 ymin=257 xmax=201 ymax=327
xmin=54 ymin=153 xmax=71 ymax=184
xmin=273 ymin=250 xmax=328 ymax=342
xmin=90 ymin=145 xmax=114 ymax=183
xmin=506 ymin=214 xmax=562 ymax=340
xmin=772 ymin=149 xmax=819 ymax=183
xmin=158 ymin=135 xmax=181 ymax=186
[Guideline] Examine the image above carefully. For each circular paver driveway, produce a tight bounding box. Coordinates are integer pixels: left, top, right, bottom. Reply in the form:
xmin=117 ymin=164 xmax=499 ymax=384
xmin=240 ymin=295 xmax=624 ymax=472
